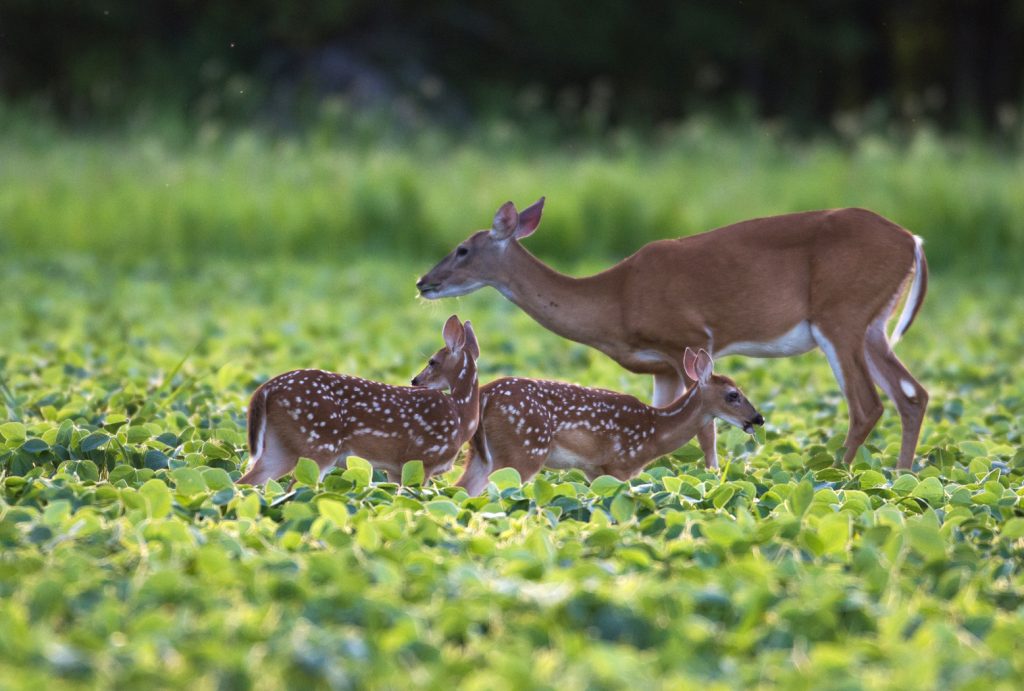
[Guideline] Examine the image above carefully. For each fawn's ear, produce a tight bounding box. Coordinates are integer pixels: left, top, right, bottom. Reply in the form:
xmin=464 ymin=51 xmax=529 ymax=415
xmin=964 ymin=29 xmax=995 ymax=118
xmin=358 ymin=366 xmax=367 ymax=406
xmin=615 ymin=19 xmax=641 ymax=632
xmin=442 ymin=315 xmax=466 ymax=353
xmin=513 ymin=197 xmax=545 ymax=239
xmin=491 ymin=201 xmax=519 ymax=240
xmin=463 ymin=321 xmax=480 ymax=360
xmin=695 ymin=349 xmax=714 ymax=385
xmin=682 ymin=347 xmax=699 ymax=381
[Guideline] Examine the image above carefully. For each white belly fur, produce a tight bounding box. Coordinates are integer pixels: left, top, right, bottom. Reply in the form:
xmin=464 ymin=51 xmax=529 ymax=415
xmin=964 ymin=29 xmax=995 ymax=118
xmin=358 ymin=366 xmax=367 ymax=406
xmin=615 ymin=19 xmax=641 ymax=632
xmin=545 ymin=445 xmax=595 ymax=471
xmin=714 ymin=320 xmax=816 ymax=358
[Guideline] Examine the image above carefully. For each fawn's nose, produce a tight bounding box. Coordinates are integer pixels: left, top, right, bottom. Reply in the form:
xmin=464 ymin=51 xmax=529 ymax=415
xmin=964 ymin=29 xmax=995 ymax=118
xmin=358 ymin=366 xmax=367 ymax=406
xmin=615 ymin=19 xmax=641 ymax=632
xmin=753 ymin=413 xmax=765 ymax=426
xmin=411 ymin=376 xmax=420 ymax=386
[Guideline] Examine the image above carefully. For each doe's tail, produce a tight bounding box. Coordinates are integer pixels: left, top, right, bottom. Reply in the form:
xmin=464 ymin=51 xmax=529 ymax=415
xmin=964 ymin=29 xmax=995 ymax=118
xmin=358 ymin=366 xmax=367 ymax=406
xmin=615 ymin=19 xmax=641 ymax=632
xmin=890 ymin=235 xmax=928 ymax=346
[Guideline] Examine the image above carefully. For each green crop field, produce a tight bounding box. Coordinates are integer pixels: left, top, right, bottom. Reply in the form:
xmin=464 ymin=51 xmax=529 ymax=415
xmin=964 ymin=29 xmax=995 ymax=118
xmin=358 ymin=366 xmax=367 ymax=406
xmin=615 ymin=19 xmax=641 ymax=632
xmin=2 ymin=129 xmax=1024 ymax=689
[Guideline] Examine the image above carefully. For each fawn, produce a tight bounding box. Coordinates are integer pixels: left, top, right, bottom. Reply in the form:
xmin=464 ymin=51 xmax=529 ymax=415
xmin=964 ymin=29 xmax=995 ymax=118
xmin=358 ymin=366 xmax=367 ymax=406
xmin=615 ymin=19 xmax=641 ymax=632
xmin=238 ymin=315 xmax=480 ymax=485
xmin=455 ymin=348 xmax=763 ymax=495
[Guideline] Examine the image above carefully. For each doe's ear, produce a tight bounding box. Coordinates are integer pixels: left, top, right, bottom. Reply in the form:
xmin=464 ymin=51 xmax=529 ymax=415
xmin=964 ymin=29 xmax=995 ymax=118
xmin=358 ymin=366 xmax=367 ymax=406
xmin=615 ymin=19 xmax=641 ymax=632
xmin=491 ymin=201 xmax=519 ymax=239
xmin=514 ymin=196 xmax=545 ymax=239
xmin=463 ymin=321 xmax=480 ymax=360
xmin=695 ymin=349 xmax=714 ymax=385
xmin=442 ymin=315 xmax=466 ymax=353
xmin=682 ymin=347 xmax=699 ymax=381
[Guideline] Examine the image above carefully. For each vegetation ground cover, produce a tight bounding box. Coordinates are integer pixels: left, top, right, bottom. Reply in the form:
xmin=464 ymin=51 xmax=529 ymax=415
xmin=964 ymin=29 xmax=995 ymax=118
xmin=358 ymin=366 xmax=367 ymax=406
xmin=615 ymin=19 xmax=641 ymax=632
xmin=2 ymin=256 xmax=1023 ymax=689
xmin=1 ymin=122 xmax=1022 ymax=272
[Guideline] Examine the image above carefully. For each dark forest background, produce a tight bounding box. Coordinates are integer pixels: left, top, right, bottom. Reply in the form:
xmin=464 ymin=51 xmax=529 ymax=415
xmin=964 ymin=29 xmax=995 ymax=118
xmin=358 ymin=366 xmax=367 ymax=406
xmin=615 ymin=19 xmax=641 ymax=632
xmin=2 ymin=1 xmax=1022 ymax=134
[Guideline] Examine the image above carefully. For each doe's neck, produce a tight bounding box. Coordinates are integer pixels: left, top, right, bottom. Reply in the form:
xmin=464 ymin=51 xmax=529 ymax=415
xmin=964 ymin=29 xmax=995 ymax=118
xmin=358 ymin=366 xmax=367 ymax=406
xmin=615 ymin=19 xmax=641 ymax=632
xmin=489 ymin=242 xmax=624 ymax=349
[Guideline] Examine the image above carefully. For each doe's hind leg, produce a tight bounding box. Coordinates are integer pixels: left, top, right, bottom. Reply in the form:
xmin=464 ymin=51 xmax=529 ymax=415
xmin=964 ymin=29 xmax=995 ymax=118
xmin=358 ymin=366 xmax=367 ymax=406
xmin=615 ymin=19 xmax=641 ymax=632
xmin=864 ymin=325 xmax=929 ymax=470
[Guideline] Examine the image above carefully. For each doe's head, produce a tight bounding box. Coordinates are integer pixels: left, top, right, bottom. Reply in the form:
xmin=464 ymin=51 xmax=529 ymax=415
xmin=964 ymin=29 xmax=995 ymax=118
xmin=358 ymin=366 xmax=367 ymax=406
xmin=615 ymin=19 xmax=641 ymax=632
xmin=411 ymin=315 xmax=480 ymax=389
xmin=417 ymin=197 xmax=545 ymax=299
xmin=683 ymin=347 xmax=764 ymax=434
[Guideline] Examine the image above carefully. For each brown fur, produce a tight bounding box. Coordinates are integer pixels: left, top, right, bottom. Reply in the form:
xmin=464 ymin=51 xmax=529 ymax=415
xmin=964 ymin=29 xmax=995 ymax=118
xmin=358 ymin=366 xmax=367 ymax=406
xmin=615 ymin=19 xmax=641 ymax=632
xmin=455 ymin=349 xmax=762 ymax=496
xmin=420 ymin=204 xmax=928 ymax=469
xmin=238 ymin=316 xmax=480 ymax=485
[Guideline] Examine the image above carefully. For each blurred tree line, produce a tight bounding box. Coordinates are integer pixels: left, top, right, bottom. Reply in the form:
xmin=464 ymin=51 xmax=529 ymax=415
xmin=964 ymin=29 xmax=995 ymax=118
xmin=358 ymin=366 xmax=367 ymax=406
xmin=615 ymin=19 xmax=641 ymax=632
xmin=1 ymin=0 xmax=1021 ymax=134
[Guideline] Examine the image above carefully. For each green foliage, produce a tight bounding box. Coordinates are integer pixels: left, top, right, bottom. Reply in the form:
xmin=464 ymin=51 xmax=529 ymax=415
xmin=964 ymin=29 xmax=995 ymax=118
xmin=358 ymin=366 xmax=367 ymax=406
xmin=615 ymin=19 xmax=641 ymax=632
xmin=1 ymin=126 xmax=1023 ymax=273
xmin=1 ymin=257 xmax=1024 ymax=687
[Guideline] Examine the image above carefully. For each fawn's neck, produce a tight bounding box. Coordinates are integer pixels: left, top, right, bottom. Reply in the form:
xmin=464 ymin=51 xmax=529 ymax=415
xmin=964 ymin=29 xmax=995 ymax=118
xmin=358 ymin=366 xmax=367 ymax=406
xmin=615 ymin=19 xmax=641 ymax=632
xmin=448 ymin=353 xmax=480 ymax=442
xmin=649 ymin=386 xmax=711 ymax=457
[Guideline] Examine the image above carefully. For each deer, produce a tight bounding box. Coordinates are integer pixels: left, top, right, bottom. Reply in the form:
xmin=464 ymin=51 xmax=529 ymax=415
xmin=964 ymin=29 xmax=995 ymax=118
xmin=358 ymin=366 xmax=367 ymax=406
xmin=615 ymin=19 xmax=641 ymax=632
xmin=418 ymin=198 xmax=929 ymax=470
xmin=455 ymin=348 xmax=763 ymax=496
xmin=237 ymin=315 xmax=480 ymax=486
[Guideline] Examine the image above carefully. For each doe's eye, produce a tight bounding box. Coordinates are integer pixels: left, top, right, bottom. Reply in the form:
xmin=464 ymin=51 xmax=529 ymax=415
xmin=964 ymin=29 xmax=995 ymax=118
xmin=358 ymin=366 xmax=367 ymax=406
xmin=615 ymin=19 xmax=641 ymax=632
xmin=726 ymin=391 xmax=740 ymax=403
xmin=456 ymin=247 xmax=469 ymax=257
xmin=428 ymin=359 xmax=438 ymax=367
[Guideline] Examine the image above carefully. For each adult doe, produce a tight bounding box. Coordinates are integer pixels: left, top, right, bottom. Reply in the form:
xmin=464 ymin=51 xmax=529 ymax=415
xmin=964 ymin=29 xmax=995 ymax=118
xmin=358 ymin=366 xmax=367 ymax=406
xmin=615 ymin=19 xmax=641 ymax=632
xmin=419 ymin=199 xmax=927 ymax=469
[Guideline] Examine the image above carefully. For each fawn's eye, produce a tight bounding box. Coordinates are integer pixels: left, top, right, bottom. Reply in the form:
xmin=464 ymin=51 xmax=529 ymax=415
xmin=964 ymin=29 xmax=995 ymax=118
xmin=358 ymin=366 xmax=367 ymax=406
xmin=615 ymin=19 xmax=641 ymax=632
xmin=726 ymin=391 xmax=740 ymax=403
xmin=429 ymin=359 xmax=437 ymax=367
xmin=456 ymin=246 xmax=469 ymax=257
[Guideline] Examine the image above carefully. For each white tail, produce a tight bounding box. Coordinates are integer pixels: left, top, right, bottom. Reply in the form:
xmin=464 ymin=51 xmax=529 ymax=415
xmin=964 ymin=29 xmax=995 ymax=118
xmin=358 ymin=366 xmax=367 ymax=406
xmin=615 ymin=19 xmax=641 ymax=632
xmin=238 ymin=315 xmax=480 ymax=486
xmin=420 ymin=201 xmax=929 ymax=469
xmin=890 ymin=235 xmax=928 ymax=346
xmin=455 ymin=348 xmax=763 ymax=496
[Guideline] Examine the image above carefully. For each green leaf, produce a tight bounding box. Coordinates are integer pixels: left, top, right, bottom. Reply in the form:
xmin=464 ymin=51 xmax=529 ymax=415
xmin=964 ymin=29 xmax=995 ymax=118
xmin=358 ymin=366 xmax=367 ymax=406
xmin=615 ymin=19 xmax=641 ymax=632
xmin=202 ymin=467 xmax=233 ymax=491
xmin=235 ymin=492 xmax=260 ymax=520
xmin=910 ymin=476 xmax=945 ymax=506
xmin=531 ymin=475 xmax=554 ymax=505
xmin=401 ymin=460 xmax=425 ymax=487
xmin=788 ymin=480 xmax=814 ymax=518
xmin=20 ymin=438 xmax=49 ymax=454
xmin=139 ymin=479 xmax=172 ymax=519
xmin=294 ymin=457 xmax=320 ymax=487
xmin=342 ymin=457 xmax=372 ymax=487
xmin=702 ymin=519 xmax=743 ymax=547
xmin=589 ymin=475 xmax=624 ymax=497
xmin=906 ymin=522 xmax=946 ymax=562
xmin=710 ymin=484 xmax=736 ymax=509
xmin=858 ymin=469 xmax=887 ymax=489
xmin=79 ymin=432 xmax=110 ymax=452
xmin=316 ymin=498 xmax=349 ymax=526
xmin=891 ymin=474 xmax=919 ymax=495
xmin=1001 ymin=518 xmax=1024 ymax=539
xmin=425 ymin=500 xmax=460 ymax=518
xmin=816 ymin=512 xmax=851 ymax=555
xmin=609 ymin=493 xmax=635 ymax=523
xmin=171 ymin=468 xmax=206 ymax=496
xmin=489 ymin=467 xmax=522 ymax=491
xmin=143 ymin=449 xmax=170 ymax=470
xmin=125 ymin=425 xmax=151 ymax=444
xmin=0 ymin=422 xmax=26 ymax=442
xmin=346 ymin=456 xmax=373 ymax=473
xmin=958 ymin=441 xmax=988 ymax=458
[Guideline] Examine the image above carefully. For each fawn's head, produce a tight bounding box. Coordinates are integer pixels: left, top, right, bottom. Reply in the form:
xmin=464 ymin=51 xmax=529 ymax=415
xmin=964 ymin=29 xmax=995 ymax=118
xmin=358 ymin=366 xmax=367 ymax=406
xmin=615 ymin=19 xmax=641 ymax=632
xmin=411 ymin=315 xmax=479 ymax=389
xmin=683 ymin=348 xmax=764 ymax=434
xmin=417 ymin=198 xmax=545 ymax=299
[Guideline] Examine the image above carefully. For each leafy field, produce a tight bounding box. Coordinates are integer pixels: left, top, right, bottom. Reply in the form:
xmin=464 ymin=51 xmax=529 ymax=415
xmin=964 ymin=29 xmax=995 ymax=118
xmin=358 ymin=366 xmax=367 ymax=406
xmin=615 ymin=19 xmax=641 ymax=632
xmin=1 ymin=122 xmax=1023 ymax=274
xmin=2 ymin=255 xmax=1023 ymax=689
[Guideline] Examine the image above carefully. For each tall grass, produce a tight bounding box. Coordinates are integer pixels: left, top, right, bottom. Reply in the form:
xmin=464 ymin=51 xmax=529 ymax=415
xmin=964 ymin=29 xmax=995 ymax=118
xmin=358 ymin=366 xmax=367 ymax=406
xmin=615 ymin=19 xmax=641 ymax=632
xmin=1 ymin=121 xmax=1021 ymax=272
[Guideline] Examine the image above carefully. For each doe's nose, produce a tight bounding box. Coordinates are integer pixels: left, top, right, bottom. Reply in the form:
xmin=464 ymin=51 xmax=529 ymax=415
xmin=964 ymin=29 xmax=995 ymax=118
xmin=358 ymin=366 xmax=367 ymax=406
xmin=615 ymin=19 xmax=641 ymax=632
xmin=753 ymin=413 xmax=765 ymax=426
xmin=416 ymin=278 xmax=426 ymax=289
xmin=411 ymin=377 xmax=420 ymax=386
